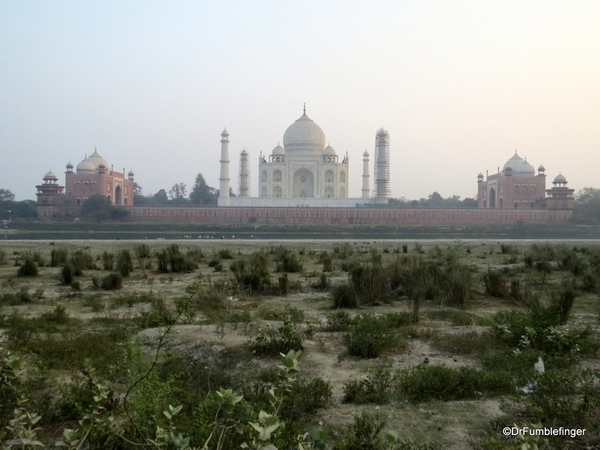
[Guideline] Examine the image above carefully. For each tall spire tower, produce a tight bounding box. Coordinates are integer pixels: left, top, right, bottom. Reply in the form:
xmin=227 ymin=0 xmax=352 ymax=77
xmin=362 ymin=150 xmax=370 ymax=199
xmin=239 ymin=149 xmax=250 ymax=198
xmin=374 ymin=128 xmax=390 ymax=204
xmin=218 ymin=128 xmax=230 ymax=206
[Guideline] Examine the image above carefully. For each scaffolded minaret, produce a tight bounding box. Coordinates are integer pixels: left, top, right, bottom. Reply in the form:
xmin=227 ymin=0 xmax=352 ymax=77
xmin=218 ymin=128 xmax=230 ymax=206
xmin=239 ymin=149 xmax=250 ymax=198
xmin=374 ymin=128 xmax=390 ymax=204
xmin=362 ymin=150 xmax=370 ymax=199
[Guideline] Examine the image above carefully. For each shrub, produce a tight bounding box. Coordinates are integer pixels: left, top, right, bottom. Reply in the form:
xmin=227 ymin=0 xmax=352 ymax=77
xmin=283 ymin=377 xmax=333 ymax=419
xmin=61 ymin=263 xmax=75 ymax=285
xmin=156 ymin=249 xmax=169 ymax=273
xmin=311 ymin=273 xmax=329 ymax=290
xmin=218 ymin=248 xmax=234 ymax=259
xmin=323 ymin=311 xmax=355 ymax=331
xmin=17 ymin=258 xmax=38 ymax=277
xmin=333 ymin=412 xmax=386 ymax=450
xmin=343 ymin=315 xmax=402 ymax=358
xmin=101 ymin=273 xmax=123 ymax=290
xmin=331 ymin=283 xmax=357 ymax=309
xmin=483 ymin=268 xmax=508 ymax=297
xmin=350 ymin=264 xmax=389 ymax=305
xmin=117 ymin=249 xmax=133 ymax=276
xmin=231 ymin=251 xmax=271 ymax=293
xmin=69 ymin=250 xmax=94 ymax=275
xmin=278 ymin=274 xmax=289 ymax=295
xmin=133 ymin=243 xmax=152 ymax=259
xmin=50 ymin=248 xmax=69 ymax=267
xmin=137 ymin=297 xmax=177 ymax=328
xmin=101 ymin=252 xmax=114 ymax=270
xmin=41 ymin=305 xmax=70 ymax=324
xmin=343 ymin=370 xmax=394 ymax=404
xmin=249 ymin=324 xmax=304 ymax=356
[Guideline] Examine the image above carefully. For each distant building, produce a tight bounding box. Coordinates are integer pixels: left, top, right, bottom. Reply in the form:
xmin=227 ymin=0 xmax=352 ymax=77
xmin=477 ymin=151 xmax=573 ymax=210
xmin=36 ymin=149 xmax=134 ymax=219
xmin=65 ymin=150 xmax=135 ymax=206
xmin=219 ymin=108 xmax=384 ymax=207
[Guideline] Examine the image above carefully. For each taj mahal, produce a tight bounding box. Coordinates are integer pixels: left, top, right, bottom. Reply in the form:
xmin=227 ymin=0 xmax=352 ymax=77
xmin=217 ymin=107 xmax=390 ymax=208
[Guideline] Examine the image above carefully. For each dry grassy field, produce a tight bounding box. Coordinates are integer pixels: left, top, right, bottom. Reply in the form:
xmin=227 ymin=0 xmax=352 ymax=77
xmin=1 ymin=239 xmax=599 ymax=449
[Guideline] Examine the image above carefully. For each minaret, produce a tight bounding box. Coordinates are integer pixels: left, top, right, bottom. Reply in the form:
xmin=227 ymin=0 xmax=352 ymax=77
xmin=218 ymin=128 xmax=230 ymax=206
xmin=374 ymin=128 xmax=390 ymax=204
xmin=239 ymin=149 xmax=250 ymax=198
xmin=362 ymin=150 xmax=370 ymax=199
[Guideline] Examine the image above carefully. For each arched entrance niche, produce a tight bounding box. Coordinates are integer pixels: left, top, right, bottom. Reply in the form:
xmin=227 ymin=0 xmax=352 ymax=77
xmin=293 ymin=168 xmax=314 ymax=197
xmin=489 ymin=187 xmax=496 ymax=208
xmin=115 ymin=185 xmax=122 ymax=205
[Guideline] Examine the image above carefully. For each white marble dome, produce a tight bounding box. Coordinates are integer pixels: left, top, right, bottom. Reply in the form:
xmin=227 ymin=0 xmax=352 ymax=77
xmin=87 ymin=150 xmax=110 ymax=169
xmin=76 ymin=158 xmax=96 ymax=172
xmin=323 ymin=145 xmax=336 ymax=156
xmin=44 ymin=170 xmax=58 ymax=180
xmin=515 ymin=159 xmax=535 ymax=175
xmin=272 ymin=144 xmax=285 ymax=156
xmin=283 ymin=113 xmax=326 ymax=155
xmin=503 ymin=152 xmax=523 ymax=171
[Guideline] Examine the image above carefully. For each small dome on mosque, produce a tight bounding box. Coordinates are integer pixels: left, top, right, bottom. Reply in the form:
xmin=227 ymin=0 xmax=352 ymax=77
xmin=128 ymin=169 xmax=135 ymax=176
xmin=503 ymin=152 xmax=524 ymax=171
xmin=272 ymin=144 xmax=285 ymax=156
xmin=515 ymin=159 xmax=535 ymax=175
xmin=553 ymin=173 xmax=567 ymax=184
xmin=88 ymin=150 xmax=110 ymax=169
xmin=44 ymin=170 xmax=57 ymax=180
xmin=323 ymin=144 xmax=336 ymax=156
xmin=363 ymin=150 xmax=369 ymax=157
xmin=66 ymin=162 xmax=73 ymax=169
xmin=538 ymin=164 xmax=545 ymax=172
xmin=76 ymin=158 xmax=96 ymax=173
xmin=282 ymin=110 xmax=326 ymax=155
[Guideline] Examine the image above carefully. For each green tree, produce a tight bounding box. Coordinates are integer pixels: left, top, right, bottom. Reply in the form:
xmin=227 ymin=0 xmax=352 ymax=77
xmin=0 ymin=189 xmax=15 ymax=202
xmin=153 ymin=189 xmax=169 ymax=205
xmin=189 ymin=173 xmax=218 ymax=205
xmin=81 ymin=195 xmax=128 ymax=221
xmin=169 ymin=183 xmax=187 ymax=201
xmin=573 ymin=187 xmax=600 ymax=224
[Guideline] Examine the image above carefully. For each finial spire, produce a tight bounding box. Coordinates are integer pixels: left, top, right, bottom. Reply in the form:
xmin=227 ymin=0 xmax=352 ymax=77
xmin=303 ymin=103 xmax=306 ymax=115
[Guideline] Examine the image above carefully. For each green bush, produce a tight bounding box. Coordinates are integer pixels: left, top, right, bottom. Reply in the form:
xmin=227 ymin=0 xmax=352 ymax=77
xmin=50 ymin=248 xmax=69 ymax=267
xmin=350 ymin=263 xmax=389 ymax=305
xmin=136 ymin=297 xmax=177 ymax=328
xmin=61 ymin=263 xmax=75 ymax=285
xmin=117 ymin=249 xmax=133 ymax=276
xmin=17 ymin=258 xmax=38 ymax=277
xmin=101 ymin=251 xmax=114 ymax=270
xmin=343 ymin=370 xmax=394 ymax=404
xmin=323 ymin=310 xmax=355 ymax=331
xmin=249 ymin=324 xmax=304 ymax=356
xmin=483 ymin=268 xmax=508 ymax=297
xmin=101 ymin=273 xmax=123 ymax=290
xmin=343 ymin=315 xmax=403 ymax=358
xmin=331 ymin=283 xmax=357 ymax=308
xmin=69 ymin=250 xmax=93 ymax=275
xmin=41 ymin=305 xmax=71 ymax=324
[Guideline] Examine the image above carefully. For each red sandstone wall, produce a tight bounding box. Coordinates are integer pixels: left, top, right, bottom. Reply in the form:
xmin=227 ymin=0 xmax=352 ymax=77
xmin=122 ymin=206 xmax=572 ymax=225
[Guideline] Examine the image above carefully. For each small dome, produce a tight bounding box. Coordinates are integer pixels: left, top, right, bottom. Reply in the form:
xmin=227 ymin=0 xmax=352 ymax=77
xmin=553 ymin=174 xmax=567 ymax=184
xmin=44 ymin=170 xmax=57 ymax=180
xmin=128 ymin=169 xmax=135 ymax=176
xmin=503 ymin=152 xmax=523 ymax=171
xmin=88 ymin=150 xmax=110 ymax=169
xmin=66 ymin=162 xmax=73 ymax=168
xmin=363 ymin=150 xmax=369 ymax=157
xmin=282 ymin=113 xmax=326 ymax=155
xmin=323 ymin=144 xmax=336 ymax=156
xmin=477 ymin=172 xmax=484 ymax=178
xmin=515 ymin=159 xmax=535 ymax=175
xmin=76 ymin=158 xmax=96 ymax=173
xmin=538 ymin=164 xmax=545 ymax=172
xmin=272 ymin=144 xmax=285 ymax=156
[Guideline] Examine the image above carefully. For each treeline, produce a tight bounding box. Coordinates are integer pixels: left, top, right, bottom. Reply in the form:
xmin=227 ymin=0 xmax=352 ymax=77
xmin=388 ymin=191 xmax=477 ymax=208
xmin=0 ymin=189 xmax=37 ymax=220
xmin=133 ymin=173 xmax=223 ymax=206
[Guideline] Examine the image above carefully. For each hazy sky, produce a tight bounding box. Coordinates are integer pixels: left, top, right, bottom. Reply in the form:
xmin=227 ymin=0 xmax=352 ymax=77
xmin=1 ymin=1 xmax=599 ymax=202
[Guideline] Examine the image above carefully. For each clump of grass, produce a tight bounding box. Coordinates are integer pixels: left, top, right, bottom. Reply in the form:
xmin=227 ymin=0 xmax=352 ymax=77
xmin=69 ymin=250 xmax=93 ymax=275
xmin=483 ymin=267 xmax=508 ymax=297
xmin=322 ymin=310 xmax=355 ymax=332
xmin=331 ymin=283 xmax=357 ymax=309
xmin=101 ymin=251 xmax=114 ymax=270
xmin=50 ymin=248 xmax=69 ymax=267
xmin=17 ymin=258 xmax=38 ymax=277
xmin=101 ymin=273 xmax=123 ymax=290
xmin=230 ymin=251 xmax=271 ymax=293
xmin=343 ymin=370 xmax=395 ymax=404
xmin=217 ymin=248 xmax=234 ymax=259
xmin=117 ymin=249 xmax=133 ymax=276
